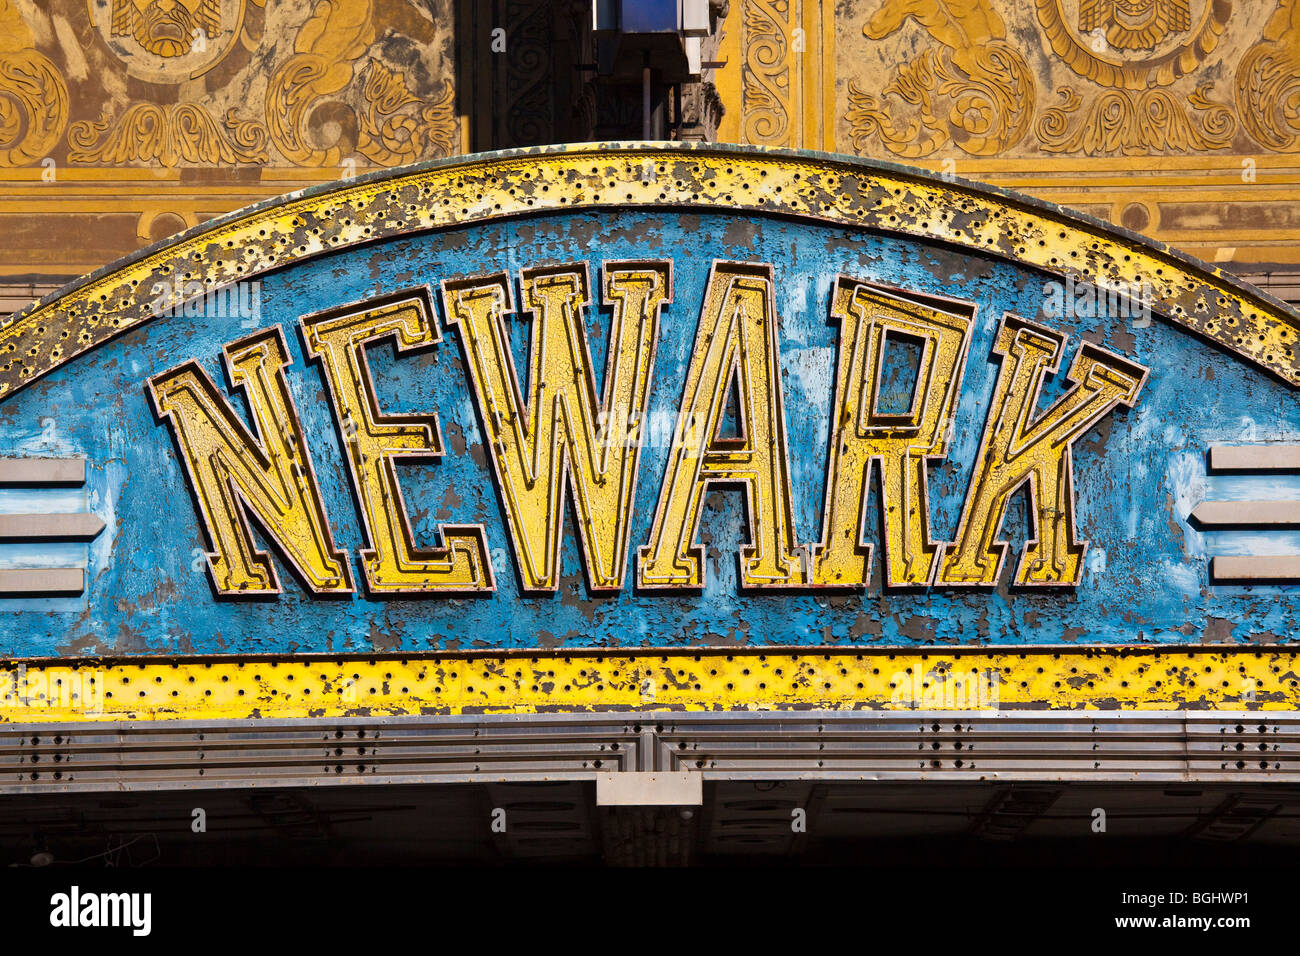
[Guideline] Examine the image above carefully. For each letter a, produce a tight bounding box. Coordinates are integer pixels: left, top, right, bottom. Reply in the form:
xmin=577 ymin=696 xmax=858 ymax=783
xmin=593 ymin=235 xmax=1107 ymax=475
xmin=638 ymin=262 xmax=806 ymax=589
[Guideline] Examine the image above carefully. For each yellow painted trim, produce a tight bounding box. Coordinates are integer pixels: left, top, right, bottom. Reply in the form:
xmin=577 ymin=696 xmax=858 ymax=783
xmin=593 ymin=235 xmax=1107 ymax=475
xmin=713 ymin=11 xmax=741 ymax=145
xmin=800 ymin=0 xmax=833 ymax=152
xmin=969 ymin=183 xmax=1300 ymax=194
xmin=820 ymin=0 xmax=834 ymax=152
xmin=4 ymin=143 xmax=1299 ymax=401
xmin=1185 ymin=247 xmax=1300 ymax=265
xmin=2 ymin=649 xmax=1298 ymax=722
xmin=0 ymin=169 xmax=367 ymax=184
xmin=906 ymin=156 xmax=1300 ymax=173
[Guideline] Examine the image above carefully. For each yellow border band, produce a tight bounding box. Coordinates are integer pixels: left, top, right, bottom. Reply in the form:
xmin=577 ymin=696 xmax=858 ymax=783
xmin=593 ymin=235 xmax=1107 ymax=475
xmin=2 ymin=648 xmax=1298 ymax=722
xmin=3 ymin=142 xmax=1299 ymax=398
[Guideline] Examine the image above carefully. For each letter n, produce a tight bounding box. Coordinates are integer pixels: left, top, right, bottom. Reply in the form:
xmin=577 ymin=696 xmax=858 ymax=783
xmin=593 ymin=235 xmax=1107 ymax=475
xmin=147 ymin=327 xmax=351 ymax=594
xmin=937 ymin=315 xmax=1148 ymax=587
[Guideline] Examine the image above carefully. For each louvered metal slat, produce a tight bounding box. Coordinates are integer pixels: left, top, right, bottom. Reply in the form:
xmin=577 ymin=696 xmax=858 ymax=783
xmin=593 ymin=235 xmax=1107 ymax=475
xmin=2 ymin=711 xmax=1300 ymax=793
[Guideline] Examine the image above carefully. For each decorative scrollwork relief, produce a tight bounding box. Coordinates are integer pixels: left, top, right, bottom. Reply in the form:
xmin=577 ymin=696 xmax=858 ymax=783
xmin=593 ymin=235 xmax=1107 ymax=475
xmin=0 ymin=0 xmax=69 ymax=167
xmin=1035 ymin=0 xmax=1232 ymax=90
xmin=1037 ymin=84 xmax=1235 ymax=152
xmin=741 ymin=0 xmax=794 ymax=145
xmin=265 ymin=0 xmax=376 ymax=167
xmin=845 ymin=0 xmax=1034 ymax=158
xmin=265 ymin=0 xmax=456 ymax=168
xmin=1235 ymin=0 xmax=1300 ymax=151
xmin=1030 ymin=0 xmax=1238 ymax=154
xmin=358 ymin=61 xmax=455 ymax=167
xmin=68 ymin=103 xmax=268 ymax=166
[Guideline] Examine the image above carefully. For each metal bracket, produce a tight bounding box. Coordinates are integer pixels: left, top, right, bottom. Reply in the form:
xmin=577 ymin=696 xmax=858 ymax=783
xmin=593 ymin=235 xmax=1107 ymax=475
xmin=595 ymin=772 xmax=702 ymax=807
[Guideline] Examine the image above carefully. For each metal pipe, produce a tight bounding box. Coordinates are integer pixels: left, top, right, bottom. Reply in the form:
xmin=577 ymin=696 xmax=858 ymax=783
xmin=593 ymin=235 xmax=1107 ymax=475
xmin=642 ymin=53 xmax=651 ymax=140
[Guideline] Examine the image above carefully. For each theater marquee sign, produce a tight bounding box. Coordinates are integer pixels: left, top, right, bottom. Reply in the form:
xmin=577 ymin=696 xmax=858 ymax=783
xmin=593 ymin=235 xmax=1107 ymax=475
xmin=3 ymin=143 xmax=1300 ymax=734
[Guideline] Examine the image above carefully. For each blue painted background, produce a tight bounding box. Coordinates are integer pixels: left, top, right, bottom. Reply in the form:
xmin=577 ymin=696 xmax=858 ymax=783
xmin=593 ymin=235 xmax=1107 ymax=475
xmin=0 ymin=209 xmax=1296 ymax=656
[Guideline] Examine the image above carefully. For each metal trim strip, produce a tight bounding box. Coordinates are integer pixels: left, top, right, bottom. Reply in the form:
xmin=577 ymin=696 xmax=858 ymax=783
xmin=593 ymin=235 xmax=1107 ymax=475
xmin=2 ymin=710 xmax=1296 ymax=793
xmin=1 ymin=648 xmax=1296 ymax=722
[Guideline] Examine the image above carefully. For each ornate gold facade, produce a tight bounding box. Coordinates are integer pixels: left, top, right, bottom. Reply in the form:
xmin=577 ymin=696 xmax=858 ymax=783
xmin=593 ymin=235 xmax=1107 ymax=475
xmin=0 ymin=0 xmax=460 ymax=275
xmin=716 ymin=0 xmax=1300 ymax=270
xmin=0 ymin=0 xmax=1296 ymax=278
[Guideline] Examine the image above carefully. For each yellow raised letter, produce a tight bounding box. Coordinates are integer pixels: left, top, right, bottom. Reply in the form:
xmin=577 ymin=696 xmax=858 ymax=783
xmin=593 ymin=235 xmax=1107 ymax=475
xmin=813 ymin=280 xmax=973 ymax=588
xmin=441 ymin=261 xmax=670 ymax=592
xmin=638 ymin=261 xmax=806 ymax=590
xmin=301 ymin=291 xmax=495 ymax=593
xmin=937 ymin=315 xmax=1148 ymax=587
xmin=147 ymin=327 xmax=351 ymax=594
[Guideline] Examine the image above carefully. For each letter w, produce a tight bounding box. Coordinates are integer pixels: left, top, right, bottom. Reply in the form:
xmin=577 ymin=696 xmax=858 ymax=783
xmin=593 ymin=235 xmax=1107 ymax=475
xmin=441 ymin=262 xmax=670 ymax=591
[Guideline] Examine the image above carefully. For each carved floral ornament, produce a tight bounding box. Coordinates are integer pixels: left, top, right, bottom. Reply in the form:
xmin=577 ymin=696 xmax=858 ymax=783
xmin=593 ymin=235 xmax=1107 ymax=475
xmin=0 ymin=0 xmax=69 ymax=167
xmin=844 ymin=0 xmax=1300 ymax=156
xmin=92 ymin=0 xmax=240 ymax=78
xmin=0 ymin=0 xmax=456 ymax=169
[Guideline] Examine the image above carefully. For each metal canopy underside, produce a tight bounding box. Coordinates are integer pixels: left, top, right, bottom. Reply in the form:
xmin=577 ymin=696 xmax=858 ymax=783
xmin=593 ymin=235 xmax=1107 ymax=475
xmin=5 ymin=711 xmax=1300 ymax=866
xmin=6 ymin=775 xmax=1299 ymax=866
